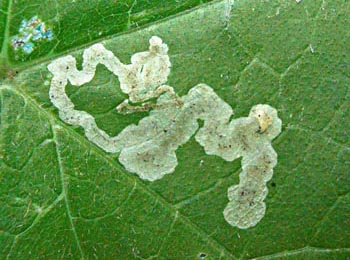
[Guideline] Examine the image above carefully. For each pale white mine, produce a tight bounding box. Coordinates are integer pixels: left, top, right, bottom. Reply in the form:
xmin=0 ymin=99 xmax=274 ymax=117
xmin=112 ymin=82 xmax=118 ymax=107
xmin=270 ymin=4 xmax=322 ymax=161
xmin=48 ymin=36 xmax=282 ymax=229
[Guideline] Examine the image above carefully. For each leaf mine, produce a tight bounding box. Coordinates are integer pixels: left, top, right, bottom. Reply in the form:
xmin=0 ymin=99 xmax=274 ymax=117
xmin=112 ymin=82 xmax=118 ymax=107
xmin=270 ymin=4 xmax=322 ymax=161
xmin=47 ymin=36 xmax=282 ymax=228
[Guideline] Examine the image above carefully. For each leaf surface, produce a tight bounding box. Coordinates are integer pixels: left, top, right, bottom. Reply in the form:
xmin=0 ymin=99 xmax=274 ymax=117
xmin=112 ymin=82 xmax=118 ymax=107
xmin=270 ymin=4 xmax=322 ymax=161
xmin=1 ymin=0 xmax=350 ymax=259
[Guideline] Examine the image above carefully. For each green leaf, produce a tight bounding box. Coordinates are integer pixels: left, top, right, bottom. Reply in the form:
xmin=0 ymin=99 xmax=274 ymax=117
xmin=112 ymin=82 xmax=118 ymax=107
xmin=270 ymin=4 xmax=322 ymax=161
xmin=1 ymin=0 xmax=350 ymax=259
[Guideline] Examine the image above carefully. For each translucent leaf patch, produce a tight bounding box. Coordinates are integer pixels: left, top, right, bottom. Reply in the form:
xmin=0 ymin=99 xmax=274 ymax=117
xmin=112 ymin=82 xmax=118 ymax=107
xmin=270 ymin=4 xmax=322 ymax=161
xmin=11 ymin=16 xmax=53 ymax=54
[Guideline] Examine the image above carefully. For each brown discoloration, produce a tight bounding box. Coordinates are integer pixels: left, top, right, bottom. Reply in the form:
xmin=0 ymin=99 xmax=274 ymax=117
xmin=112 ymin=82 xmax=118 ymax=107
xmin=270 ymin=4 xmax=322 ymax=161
xmin=252 ymin=107 xmax=273 ymax=133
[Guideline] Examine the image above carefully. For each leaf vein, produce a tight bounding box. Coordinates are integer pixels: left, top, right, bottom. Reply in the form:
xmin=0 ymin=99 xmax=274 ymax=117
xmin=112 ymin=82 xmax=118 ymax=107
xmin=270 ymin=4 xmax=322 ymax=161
xmin=310 ymin=191 xmax=350 ymax=243
xmin=0 ymin=0 xmax=12 ymax=57
xmin=52 ymin=123 xmax=85 ymax=259
xmin=73 ymin=180 xmax=137 ymax=222
xmin=251 ymin=246 xmax=350 ymax=260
